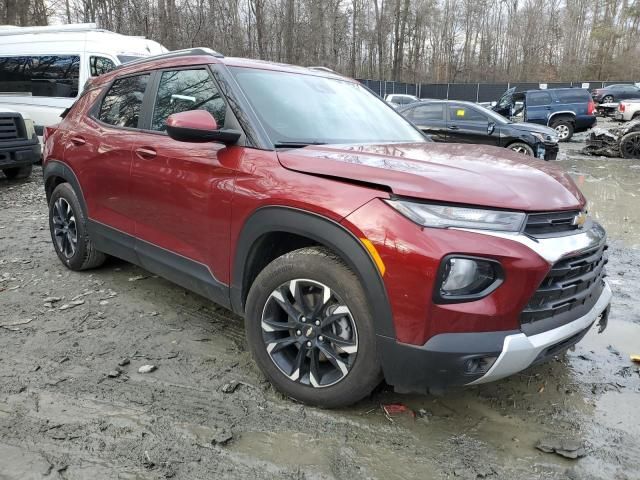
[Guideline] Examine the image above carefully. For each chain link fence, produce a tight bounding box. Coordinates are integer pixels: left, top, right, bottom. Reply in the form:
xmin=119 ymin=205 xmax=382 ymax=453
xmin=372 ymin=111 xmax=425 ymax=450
xmin=357 ymin=80 xmax=640 ymax=102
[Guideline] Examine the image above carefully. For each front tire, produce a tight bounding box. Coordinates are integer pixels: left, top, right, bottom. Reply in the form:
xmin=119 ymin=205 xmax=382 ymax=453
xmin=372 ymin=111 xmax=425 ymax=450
xmin=551 ymin=118 xmax=574 ymax=142
xmin=620 ymin=132 xmax=640 ymax=159
xmin=2 ymin=165 xmax=32 ymax=180
xmin=49 ymin=183 xmax=107 ymax=271
xmin=602 ymin=95 xmax=614 ymax=104
xmin=508 ymin=142 xmax=535 ymax=156
xmin=245 ymin=247 xmax=381 ymax=408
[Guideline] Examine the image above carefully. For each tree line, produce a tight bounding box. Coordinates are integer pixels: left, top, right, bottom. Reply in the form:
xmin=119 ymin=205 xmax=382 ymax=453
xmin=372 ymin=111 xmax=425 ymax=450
xmin=2 ymin=0 xmax=639 ymax=83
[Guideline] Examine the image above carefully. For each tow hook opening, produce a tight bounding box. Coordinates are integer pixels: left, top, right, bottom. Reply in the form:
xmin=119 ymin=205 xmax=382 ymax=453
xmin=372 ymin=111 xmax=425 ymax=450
xmin=464 ymin=356 xmax=498 ymax=375
xmin=597 ymin=306 xmax=610 ymax=334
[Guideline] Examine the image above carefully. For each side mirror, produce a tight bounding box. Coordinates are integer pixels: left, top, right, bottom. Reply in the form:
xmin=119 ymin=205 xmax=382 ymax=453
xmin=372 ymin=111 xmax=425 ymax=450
xmin=487 ymin=122 xmax=495 ymax=135
xmin=165 ymin=110 xmax=241 ymax=145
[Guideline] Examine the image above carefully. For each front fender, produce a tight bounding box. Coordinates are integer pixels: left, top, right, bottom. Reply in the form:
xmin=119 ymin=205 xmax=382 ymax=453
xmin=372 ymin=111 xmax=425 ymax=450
xmin=231 ymin=206 xmax=395 ymax=338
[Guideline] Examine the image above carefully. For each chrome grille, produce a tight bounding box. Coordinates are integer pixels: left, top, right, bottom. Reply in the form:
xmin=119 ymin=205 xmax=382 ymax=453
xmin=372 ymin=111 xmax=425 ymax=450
xmin=524 ymin=210 xmax=582 ymax=236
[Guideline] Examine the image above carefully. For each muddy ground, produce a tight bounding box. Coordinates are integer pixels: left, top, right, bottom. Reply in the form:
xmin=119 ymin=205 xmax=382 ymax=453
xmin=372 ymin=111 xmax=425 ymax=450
xmin=1 ymin=123 xmax=639 ymax=479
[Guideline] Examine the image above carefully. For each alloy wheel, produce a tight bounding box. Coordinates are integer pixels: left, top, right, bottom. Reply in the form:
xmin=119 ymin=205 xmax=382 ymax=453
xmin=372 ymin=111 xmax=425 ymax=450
xmin=52 ymin=198 xmax=78 ymax=258
xmin=260 ymin=279 xmax=358 ymax=388
xmin=510 ymin=145 xmax=531 ymax=155
xmin=555 ymin=124 xmax=570 ymax=140
xmin=621 ymin=134 xmax=640 ymax=158
xmin=603 ymin=95 xmax=614 ymax=104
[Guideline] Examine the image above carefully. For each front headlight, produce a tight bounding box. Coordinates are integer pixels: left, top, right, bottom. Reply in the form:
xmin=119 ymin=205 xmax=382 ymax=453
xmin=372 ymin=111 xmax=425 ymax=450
xmin=532 ymin=131 xmax=558 ymax=144
xmin=385 ymin=200 xmax=526 ymax=232
xmin=23 ymin=118 xmax=36 ymax=139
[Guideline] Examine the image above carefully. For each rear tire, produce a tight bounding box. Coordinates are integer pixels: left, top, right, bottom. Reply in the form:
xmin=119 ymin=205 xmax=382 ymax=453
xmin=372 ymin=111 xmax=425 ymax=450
xmin=551 ymin=118 xmax=574 ymax=142
xmin=620 ymin=132 xmax=640 ymax=159
xmin=245 ymin=247 xmax=381 ymax=408
xmin=602 ymin=95 xmax=614 ymax=104
xmin=2 ymin=165 xmax=32 ymax=180
xmin=507 ymin=142 xmax=535 ymax=157
xmin=49 ymin=183 xmax=107 ymax=271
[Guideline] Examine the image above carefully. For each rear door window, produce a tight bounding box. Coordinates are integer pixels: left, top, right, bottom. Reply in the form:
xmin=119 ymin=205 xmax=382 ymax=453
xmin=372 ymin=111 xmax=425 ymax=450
xmin=151 ymin=69 xmax=226 ymax=131
xmin=556 ymin=89 xmax=589 ymax=103
xmin=97 ymin=74 xmax=150 ymax=128
xmin=447 ymin=104 xmax=487 ymax=122
xmin=0 ymin=55 xmax=80 ymax=98
xmin=90 ymin=56 xmax=117 ymax=77
xmin=527 ymin=91 xmax=552 ymax=106
xmin=405 ymin=103 xmax=444 ymax=123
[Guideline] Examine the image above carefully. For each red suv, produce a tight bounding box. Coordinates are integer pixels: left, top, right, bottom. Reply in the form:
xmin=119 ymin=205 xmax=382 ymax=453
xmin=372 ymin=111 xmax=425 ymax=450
xmin=43 ymin=49 xmax=611 ymax=407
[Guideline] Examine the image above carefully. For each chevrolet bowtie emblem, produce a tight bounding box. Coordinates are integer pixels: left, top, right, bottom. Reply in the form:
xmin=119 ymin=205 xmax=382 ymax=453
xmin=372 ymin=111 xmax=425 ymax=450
xmin=572 ymin=212 xmax=587 ymax=228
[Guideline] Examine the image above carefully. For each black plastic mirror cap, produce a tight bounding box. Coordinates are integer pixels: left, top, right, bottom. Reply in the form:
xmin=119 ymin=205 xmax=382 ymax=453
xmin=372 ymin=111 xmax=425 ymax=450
xmin=166 ymin=125 xmax=241 ymax=145
xmin=432 ymin=254 xmax=504 ymax=305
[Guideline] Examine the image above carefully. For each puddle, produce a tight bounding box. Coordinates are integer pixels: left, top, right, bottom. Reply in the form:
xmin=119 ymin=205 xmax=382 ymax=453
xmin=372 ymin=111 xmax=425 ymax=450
xmin=565 ymin=157 xmax=640 ymax=248
xmin=595 ymin=391 xmax=640 ymax=437
xmin=230 ymin=429 xmax=442 ymax=479
xmin=576 ymin=318 xmax=640 ymax=359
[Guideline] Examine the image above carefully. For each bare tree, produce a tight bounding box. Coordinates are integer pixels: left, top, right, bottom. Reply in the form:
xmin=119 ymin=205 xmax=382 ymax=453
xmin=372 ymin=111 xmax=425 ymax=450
xmin=3 ymin=0 xmax=640 ymax=83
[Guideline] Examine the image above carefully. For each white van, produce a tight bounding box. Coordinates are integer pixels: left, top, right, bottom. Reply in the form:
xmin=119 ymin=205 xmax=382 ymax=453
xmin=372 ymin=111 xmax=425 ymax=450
xmin=0 ymin=23 xmax=167 ymax=137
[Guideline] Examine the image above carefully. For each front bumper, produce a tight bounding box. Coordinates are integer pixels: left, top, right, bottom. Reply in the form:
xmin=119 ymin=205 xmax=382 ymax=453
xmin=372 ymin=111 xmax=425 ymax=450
xmin=368 ymin=216 xmax=611 ymax=393
xmin=0 ymin=140 xmax=41 ymax=168
xmin=542 ymin=142 xmax=559 ymax=160
xmin=469 ymin=280 xmax=611 ymax=384
xmin=379 ymin=281 xmax=611 ymax=392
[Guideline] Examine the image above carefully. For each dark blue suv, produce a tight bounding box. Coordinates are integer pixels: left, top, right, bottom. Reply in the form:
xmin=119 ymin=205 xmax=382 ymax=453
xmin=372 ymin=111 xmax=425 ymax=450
xmin=493 ymin=87 xmax=596 ymax=141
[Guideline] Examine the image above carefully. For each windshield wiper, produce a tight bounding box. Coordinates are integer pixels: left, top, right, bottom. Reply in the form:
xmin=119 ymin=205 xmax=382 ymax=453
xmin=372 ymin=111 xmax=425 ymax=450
xmin=273 ymin=141 xmax=326 ymax=148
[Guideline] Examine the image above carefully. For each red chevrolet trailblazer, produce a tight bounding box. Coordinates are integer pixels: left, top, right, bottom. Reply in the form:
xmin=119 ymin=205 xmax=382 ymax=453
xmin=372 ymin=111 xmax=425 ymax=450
xmin=43 ymin=49 xmax=611 ymax=407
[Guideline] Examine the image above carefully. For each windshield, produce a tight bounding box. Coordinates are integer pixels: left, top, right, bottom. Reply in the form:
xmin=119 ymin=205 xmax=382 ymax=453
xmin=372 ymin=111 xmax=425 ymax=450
xmin=230 ymin=67 xmax=426 ymax=145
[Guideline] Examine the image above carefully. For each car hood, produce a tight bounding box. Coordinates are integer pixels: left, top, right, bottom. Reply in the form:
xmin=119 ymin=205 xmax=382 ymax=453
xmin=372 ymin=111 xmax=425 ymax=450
xmin=277 ymin=143 xmax=585 ymax=211
xmin=509 ymin=122 xmax=557 ymax=137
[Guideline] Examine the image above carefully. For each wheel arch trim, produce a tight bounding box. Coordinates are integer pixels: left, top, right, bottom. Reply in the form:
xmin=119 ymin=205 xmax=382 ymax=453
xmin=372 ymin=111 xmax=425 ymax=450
xmin=547 ymin=111 xmax=576 ymax=125
xmin=43 ymin=160 xmax=88 ymax=216
xmin=231 ymin=206 xmax=396 ymax=338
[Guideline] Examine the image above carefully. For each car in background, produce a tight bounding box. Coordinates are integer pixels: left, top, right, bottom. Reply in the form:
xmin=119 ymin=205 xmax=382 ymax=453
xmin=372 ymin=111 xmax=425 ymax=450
xmin=385 ymin=94 xmax=420 ymax=108
xmin=614 ymin=100 xmax=640 ymax=122
xmin=0 ymin=23 xmax=166 ymax=140
xmin=0 ymin=107 xmax=40 ymax=179
xmin=399 ymin=100 xmax=559 ymax=160
xmin=493 ymin=87 xmax=596 ymax=141
xmin=585 ymin=119 xmax=640 ymax=159
xmin=592 ymin=84 xmax=640 ymax=104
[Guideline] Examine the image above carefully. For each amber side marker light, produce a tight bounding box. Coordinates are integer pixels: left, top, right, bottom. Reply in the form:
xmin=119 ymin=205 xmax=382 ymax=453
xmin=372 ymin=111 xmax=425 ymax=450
xmin=360 ymin=238 xmax=386 ymax=276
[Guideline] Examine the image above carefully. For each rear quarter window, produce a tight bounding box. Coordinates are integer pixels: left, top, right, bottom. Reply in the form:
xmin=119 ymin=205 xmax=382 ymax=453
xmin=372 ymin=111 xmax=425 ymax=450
xmin=97 ymin=74 xmax=150 ymax=128
xmin=555 ymin=89 xmax=590 ymax=103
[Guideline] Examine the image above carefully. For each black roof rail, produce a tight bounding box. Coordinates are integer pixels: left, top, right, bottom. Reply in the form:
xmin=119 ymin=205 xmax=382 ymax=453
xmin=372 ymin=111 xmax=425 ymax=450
xmin=115 ymin=48 xmax=224 ymax=69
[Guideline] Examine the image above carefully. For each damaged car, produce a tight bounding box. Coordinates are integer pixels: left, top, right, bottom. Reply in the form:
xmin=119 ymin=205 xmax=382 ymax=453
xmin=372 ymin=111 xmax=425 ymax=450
xmin=493 ymin=87 xmax=596 ymax=142
xmin=398 ymin=99 xmax=559 ymax=160
xmin=43 ymin=48 xmax=612 ymax=407
xmin=584 ymin=120 xmax=640 ymax=159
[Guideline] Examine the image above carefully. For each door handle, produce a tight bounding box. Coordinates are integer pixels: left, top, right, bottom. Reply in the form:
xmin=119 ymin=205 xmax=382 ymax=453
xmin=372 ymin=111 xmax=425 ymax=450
xmin=70 ymin=136 xmax=86 ymax=146
xmin=135 ymin=147 xmax=157 ymax=160
xmin=448 ymin=125 xmax=459 ymax=130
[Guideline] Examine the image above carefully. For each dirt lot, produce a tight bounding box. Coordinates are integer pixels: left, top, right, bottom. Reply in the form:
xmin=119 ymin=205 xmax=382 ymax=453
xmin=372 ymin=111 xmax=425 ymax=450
xmin=1 ymin=126 xmax=639 ymax=479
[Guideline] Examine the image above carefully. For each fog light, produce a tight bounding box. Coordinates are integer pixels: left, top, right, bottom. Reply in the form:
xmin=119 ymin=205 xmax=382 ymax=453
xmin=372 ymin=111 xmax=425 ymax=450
xmin=440 ymin=257 xmax=497 ymax=296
